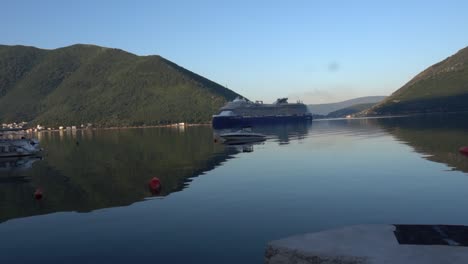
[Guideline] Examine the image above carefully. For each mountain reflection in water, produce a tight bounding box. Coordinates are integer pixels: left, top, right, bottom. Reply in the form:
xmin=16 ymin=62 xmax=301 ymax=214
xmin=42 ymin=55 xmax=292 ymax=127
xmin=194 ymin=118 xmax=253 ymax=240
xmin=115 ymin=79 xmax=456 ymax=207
xmin=0 ymin=124 xmax=311 ymax=223
xmin=1 ymin=116 xmax=468 ymax=264
xmin=1 ymin=116 xmax=468 ymax=224
xmin=0 ymin=127 xmax=235 ymax=222
xmin=374 ymin=113 xmax=468 ymax=173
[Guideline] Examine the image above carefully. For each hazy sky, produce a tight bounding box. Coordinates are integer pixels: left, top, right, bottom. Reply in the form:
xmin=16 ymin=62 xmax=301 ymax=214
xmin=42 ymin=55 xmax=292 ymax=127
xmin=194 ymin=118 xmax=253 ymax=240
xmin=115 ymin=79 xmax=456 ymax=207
xmin=2 ymin=0 xmax=468 ymax=103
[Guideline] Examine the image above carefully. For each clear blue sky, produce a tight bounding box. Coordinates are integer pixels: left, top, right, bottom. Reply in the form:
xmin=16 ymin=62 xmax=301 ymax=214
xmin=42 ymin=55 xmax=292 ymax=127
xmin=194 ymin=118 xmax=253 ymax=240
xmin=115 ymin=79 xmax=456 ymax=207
xmin=2 ymin=0 xmax=468 ymax=103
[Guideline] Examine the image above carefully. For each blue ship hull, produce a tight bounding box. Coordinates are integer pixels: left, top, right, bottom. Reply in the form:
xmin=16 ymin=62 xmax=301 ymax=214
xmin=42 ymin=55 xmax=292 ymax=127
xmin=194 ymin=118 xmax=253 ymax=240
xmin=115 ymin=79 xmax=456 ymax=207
xmin=212 ymin=115 xmax=313 ymax=129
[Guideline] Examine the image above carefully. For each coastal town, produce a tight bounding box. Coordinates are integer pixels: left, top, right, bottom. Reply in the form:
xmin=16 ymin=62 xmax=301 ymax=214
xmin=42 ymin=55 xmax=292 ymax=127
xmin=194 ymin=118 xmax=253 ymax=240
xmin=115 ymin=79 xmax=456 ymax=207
xmin=1 ymin=122 xmax=93 ymax=132
xmin=1 ymin=121 xmax=190 ymax=133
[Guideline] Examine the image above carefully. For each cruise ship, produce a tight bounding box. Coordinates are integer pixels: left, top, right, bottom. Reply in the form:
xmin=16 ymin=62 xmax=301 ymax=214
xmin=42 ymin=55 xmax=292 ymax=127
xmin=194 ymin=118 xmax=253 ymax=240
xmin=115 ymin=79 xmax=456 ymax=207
xmin=212 ymin=97 xmax=312 ymax=129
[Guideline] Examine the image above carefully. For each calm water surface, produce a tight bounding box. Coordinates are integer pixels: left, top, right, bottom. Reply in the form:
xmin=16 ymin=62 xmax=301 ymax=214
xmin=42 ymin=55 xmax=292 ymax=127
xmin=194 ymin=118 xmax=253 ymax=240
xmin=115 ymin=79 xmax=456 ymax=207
xmin=1 ymin=114 xmax=468 ymax=263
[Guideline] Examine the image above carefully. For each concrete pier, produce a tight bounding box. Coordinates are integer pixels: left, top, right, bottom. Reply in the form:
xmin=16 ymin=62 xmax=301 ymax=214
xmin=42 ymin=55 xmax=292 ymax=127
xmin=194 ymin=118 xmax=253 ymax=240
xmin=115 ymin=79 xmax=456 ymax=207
xmin=265 ymin=224 xmax=468 ymax=264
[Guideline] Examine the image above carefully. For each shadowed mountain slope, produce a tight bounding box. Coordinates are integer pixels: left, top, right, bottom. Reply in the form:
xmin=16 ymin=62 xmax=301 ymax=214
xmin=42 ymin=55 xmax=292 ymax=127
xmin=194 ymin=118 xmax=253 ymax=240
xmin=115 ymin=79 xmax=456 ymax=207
xmin=365 ymin=46 xmax=468 ymax=115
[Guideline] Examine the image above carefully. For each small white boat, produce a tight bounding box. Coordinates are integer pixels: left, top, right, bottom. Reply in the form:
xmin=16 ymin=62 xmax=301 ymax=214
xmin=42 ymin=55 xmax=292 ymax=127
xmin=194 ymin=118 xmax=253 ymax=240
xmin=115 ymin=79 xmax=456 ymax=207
xmin=1 ymin=128 xmax=42 ymax=156
xmin=217 ymin=127 xmax=266 ymax=144
xmin=0 ymin=138 xmax=42 ymax=158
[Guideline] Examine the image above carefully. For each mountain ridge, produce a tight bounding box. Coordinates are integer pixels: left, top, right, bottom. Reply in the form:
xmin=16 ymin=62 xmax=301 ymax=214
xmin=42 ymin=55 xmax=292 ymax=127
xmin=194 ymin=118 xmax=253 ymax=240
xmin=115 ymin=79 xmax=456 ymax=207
xmin=364 ymin=46 xmax=468 ymax=115
xmin=0 ymin=44 xmax=240 ymax=127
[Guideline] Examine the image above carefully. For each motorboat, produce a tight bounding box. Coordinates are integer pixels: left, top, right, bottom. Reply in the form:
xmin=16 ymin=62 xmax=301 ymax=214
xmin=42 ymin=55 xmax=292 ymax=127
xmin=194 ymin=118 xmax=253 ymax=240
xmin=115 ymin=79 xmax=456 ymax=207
xmin=0 ymin=138 xmax=42 ymax=157
xmin=0 ymin=129 xmax=42 ymax=157
xmin=216 ymin=127 xmax=266 ymax=144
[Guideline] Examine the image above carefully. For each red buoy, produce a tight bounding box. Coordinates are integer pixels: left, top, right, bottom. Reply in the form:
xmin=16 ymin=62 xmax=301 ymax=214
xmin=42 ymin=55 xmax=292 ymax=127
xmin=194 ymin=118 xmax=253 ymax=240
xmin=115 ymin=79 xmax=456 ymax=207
xmin=34 ymin=188 xmax=43 ymax=200
xmin=460 ymin=146 xmax=468 ymax=156
xmin=148 ymin=177 xmax=161 ymax=195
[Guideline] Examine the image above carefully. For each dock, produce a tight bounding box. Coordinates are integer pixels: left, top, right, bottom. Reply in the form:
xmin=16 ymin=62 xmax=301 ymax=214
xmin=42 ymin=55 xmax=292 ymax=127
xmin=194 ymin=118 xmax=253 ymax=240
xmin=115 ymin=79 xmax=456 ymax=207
xmin=265 ymin=224 xmax=468 ymax=264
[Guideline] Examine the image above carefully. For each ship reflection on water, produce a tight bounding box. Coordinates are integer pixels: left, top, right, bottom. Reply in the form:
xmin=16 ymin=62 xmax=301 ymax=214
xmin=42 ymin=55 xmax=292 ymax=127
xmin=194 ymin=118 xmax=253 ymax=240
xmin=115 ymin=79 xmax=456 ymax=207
xmin=0 ymin=118 xmax=468 ymax=221
xmin=229 ymin=143 xmax=255 ymax=153
xmin=1 ymin=116 xmax=467 ymax=225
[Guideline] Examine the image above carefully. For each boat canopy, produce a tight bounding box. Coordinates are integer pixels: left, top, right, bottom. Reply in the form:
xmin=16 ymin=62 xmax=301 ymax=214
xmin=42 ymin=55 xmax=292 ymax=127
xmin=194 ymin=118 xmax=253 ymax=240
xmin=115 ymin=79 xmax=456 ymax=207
xmin=233 ymin=97 xmax=248 ymax=103
xmin=217 ymin=110 xmax=236 ymax=116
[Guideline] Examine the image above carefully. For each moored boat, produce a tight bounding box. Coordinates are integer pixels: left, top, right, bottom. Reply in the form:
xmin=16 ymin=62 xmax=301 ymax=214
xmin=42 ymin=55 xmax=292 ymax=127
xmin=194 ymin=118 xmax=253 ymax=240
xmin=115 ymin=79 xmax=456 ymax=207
xmin=215 ymin=127 xmax=266 ymax=144
xmin=0 ymin=138 xmax=42 ymax=157
xmin=0 ymin=129 xmax=42 ymax=158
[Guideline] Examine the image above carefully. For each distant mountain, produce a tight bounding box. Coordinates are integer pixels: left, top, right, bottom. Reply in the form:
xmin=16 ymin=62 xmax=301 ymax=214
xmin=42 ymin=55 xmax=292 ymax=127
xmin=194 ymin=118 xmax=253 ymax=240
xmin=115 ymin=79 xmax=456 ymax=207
xmin=0 ymin=44 xmax=240 ymax=127
xmin=364 ymin=46 xmax=468 ymax=116
xmin=326 ymin=103 xmax=376 ymax=118
xmin=308 ymin=96 xmax=386 ymax=116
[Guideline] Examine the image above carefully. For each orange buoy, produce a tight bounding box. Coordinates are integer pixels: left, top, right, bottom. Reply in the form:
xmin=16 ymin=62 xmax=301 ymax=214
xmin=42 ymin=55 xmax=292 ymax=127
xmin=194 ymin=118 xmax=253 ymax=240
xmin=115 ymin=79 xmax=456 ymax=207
xmin=460 ymin=146 xmax=468 ymax=156
xmin=148 ymin=177 xmax=161 ymax=195
xmin=34 ymin=188 xmax=43 ymax=200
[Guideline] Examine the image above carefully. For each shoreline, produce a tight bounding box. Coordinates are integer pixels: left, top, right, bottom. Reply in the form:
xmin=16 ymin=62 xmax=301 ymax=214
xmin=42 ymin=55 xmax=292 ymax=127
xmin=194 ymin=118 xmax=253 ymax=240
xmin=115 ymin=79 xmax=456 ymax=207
xmin=315 ymin=110 xmax=468 ymax=121
xmin=16 ymin=123 xmax=212 ymax=134
xmin=6 ymin=110 xmax=468 ymax=133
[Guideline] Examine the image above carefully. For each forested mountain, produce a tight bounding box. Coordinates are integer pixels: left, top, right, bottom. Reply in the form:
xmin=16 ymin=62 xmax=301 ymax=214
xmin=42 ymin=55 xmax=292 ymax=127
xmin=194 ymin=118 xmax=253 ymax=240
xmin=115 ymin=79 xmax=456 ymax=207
xmin=0 ymin=44 xmax=239 ymax=127
xmin=365 ymin=46 xmax=468 ymax=115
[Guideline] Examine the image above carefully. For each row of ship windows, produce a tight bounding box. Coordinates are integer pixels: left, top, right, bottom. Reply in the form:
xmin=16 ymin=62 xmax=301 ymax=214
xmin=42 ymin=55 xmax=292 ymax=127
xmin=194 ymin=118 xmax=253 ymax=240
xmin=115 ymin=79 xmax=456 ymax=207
xmin=239 ymin=114 xmax=309 ymax=117
xmin=235 ymin=111 xmax=306 ymax=115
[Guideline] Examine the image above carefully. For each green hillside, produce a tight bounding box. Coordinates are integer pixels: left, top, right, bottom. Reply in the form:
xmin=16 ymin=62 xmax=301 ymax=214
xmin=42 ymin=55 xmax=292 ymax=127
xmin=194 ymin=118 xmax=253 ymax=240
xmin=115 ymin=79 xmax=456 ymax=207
xmin=0 ymin=44 xmax=240 ymax=127
xmin=364 ymin=46 xmax=468 ymax=115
